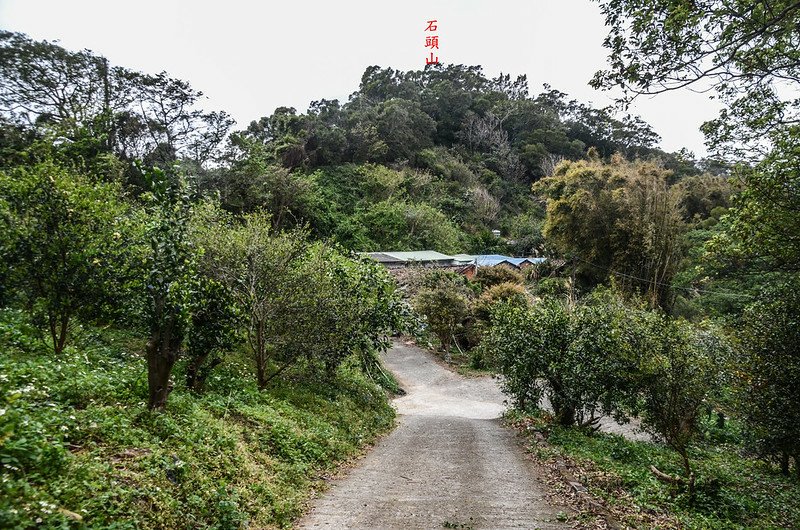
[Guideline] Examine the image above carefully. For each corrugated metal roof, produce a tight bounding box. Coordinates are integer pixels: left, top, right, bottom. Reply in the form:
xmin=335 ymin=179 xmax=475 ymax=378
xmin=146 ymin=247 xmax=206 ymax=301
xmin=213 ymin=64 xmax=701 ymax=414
xmin=452 ymin=254 xmax=476 ymax=264
xmin=382 ymin=251 xmax=455 ymax=262
xmin=506 ymin=257 xmax=546 ymax=266
xmin=475 ymin=255 xmax=515 ymax=267
xmin=362 ymin=252 xmax=403 ymax=263
xmin=474 ymin=255 xmax=548 ymax=267
xmin=363 ymin=251 xmax=548 ymax=268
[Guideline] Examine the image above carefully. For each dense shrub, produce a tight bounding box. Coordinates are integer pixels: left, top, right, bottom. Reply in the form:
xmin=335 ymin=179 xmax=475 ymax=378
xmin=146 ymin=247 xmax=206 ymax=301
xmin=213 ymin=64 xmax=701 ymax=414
xmin=196 ymin=208 xmax=407 ymax=390
xmin=486 ymin=290 xmax=730 ymax=499
xmin=636 ymin=316 xmax=729 ymax=498
xmin=473 ymin=266 xmax=524 ymax=289
xmin=414 ymin=286 xmax=471 ymax=358
xmin=737 ymin=281 xmax=800 ymax=477
xmin=0 ymin=161 xmax=129 ymax=353
xmin=473 ymin=281 xmax=530 ymax=322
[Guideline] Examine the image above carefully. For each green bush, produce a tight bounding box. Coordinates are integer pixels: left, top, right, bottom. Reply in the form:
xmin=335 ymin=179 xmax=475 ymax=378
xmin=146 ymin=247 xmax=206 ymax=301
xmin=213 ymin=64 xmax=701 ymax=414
xmin=0 ymin=161 xmax=130 ymax=353
xmin=0 ymin=311 xmax=394 ymax=529
xmin=473 ymin=281 xmax=530 ymax=321
xmin=473 ymin=266 xmax=524 ymax=289
xmin=737 ymin=281 xmax=800 ymax=477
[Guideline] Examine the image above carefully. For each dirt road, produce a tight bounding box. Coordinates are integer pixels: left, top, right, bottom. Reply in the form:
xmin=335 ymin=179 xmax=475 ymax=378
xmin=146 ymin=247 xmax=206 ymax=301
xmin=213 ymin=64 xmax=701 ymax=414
xmin=297 ymin=341 xmax=569 ymax=530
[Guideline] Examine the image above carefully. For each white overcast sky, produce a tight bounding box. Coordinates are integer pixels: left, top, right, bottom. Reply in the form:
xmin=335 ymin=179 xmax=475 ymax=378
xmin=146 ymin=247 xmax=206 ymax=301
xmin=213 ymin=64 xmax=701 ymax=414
xmin=0 ymin=0 xmax=720 ymax=156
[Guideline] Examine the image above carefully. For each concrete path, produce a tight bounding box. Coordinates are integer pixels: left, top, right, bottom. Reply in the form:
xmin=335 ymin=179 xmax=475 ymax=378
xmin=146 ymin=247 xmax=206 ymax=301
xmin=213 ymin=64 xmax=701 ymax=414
xmin=297 ymin=341 xmax=569 ymax=530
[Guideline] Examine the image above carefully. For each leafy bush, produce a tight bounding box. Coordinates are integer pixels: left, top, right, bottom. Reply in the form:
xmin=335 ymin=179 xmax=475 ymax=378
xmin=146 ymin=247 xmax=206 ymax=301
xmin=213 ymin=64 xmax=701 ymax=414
xmin=0 ymin=161 xmax=129 ymax=353
xmin=487 ymin=289 xmax=730 ymax=490
xmin=736 ymin=281 xmax=800 ymax=477
xmin=414 ymin=286 xmax=471 ymax=359
xmin=473 ymin=281 xmax=530 ymax=321
xmin=473 ymin=266 xmax=524 ymax=289
xmin=485 ymin=298 xmax=575 ymax=417
xmin=197 ymin=210 xmax=407 ymax=390
xmin=487 ymin=294 xmax=643 ymax=426
xmin=0 ymin=311 xmax=395 ymax=529
xmin=636 ymin=317 xmax=729 ymax=498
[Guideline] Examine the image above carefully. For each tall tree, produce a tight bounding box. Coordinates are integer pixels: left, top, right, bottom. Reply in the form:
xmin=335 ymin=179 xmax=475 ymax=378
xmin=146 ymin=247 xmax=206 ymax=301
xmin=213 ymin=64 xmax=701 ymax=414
xmin=592 ymin=0 xmax=800 ymax=161
xmin=534 ymin=155 xmax=686 ymax=307
xmin=737 ymin=280 xmax=800 ymax=477
xmin=593 ymin=1 xmax=800 ymax=275
xmin=0 ymin=31 xmax=232 ymax=170
xmin=141 ymin=167 xmax=194 ymax=409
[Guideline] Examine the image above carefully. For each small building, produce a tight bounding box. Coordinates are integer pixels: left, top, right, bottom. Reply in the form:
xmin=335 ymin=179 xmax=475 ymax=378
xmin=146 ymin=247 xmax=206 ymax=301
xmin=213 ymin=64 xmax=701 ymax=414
xmin=507 ymin=257 xmax=547 ymax=269
xmin=363 ymin=251 xmax=547 ymax=279
xmin=362 ymin=251 xmax=456 ymax=268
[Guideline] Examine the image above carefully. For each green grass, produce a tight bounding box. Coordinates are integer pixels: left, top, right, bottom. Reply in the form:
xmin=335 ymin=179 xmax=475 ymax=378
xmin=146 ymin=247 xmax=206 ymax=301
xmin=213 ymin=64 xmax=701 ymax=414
xmin=0 ymin=309 xmax=395 ymax=529
xmin=511 ymin=412 xmax=800 ymax=529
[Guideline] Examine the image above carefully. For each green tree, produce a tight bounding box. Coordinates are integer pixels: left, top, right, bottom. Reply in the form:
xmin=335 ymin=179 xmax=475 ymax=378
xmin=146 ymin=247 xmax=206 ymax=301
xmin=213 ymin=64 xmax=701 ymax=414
xmin=184 ymin=275 xmax=240 ymax=393
xmin=200 ymin=212 xmax=310 ymax=388
xmin=593 ymin=0 xmax=800 ymax=316
xmin=297 ymin=246 xmax=407 ymax=377
xmin=637 ymin=316 xmax=728 ymax=501
xmin=737 ymin=281 xmax=800 ymax=478
xmin=470 ymin=281 xmax=530 ymax=355
xmin=0 ymin=31 xmax=232 ymax=171
xmin=592 ymin=0 xmax=800 ymax=161
xmin=414 ymin=272 xmax=473 ymax=359
xmin=473 ymin=266 xmax=524 ymax=290
xmin=141 ymin=167 xmax=195 ymax=409
xmin=485 ymin=298 xmax=575 ymax=421
xmin=711 ymin=127 xmax=800 ymax=273
xmin=375 ymin=98 xmax=436 ymax=161
xmin=0 ymin=161 xmax=127 ymax=353
xmin=350 ymin=199 xmax=464 ymax=253
xmin=486 ymin=294 xmax=646 ymax=427
xmin=534 ymin=155 xmax=686 ymax=307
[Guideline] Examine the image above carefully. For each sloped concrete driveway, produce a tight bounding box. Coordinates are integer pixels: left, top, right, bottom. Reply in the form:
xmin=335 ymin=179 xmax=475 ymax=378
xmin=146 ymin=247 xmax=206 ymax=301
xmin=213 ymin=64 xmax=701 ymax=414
xmin=297 ymin=341 xmax=569 ymax=530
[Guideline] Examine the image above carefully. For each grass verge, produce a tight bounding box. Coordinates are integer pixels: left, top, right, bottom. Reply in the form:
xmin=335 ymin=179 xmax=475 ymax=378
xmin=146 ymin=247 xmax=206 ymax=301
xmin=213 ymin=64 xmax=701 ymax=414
xmin=509 ymin=411 xmax=800 ymax=529
xmin=0 ymin=309 xmax=395 ymax=529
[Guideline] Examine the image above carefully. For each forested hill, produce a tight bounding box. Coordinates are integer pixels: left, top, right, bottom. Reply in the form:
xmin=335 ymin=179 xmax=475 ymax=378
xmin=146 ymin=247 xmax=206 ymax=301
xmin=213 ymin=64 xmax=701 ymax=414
xmin=0 ymin=31 xmax=722 ymax=255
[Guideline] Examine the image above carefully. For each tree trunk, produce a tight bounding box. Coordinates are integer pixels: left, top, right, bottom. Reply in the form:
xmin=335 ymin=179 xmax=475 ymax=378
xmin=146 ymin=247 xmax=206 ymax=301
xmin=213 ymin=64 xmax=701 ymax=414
xmin=679 ymin=449 xmax=696 ymax=505
xmin=57 ymin=317 xmax=68 ymax=354
xmin=549 ymin=381 xmax=576 ymax=426
xmin=186 ymin=358 xmax=202 ymax=393
xmin=255 ymin=321 xmax=267 ymax=390
xmin=49 ymin=311 xmax=70 ymax=354
xmin=550 ymin=395 xmax=576 ymax=426
xmin=780 ymin=452 xmax=790 ymax=476
xmin=187 ymin=355 xmax=222 ymax=393
xmin=146 ymin=316 xmax=180 ymax=410
xmin=556 ymin=406 xmax=576 ymax=427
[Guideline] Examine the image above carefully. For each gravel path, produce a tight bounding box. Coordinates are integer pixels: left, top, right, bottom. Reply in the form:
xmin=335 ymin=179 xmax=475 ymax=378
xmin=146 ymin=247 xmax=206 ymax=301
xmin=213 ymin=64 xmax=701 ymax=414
xmin=297 ymin=341 xmax=569 ymax=530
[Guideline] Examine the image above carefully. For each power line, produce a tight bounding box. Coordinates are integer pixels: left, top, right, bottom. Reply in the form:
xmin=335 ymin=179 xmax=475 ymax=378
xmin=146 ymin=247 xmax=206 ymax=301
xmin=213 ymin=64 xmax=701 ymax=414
xmin=570 ymin=255 xmax=757 ymax=300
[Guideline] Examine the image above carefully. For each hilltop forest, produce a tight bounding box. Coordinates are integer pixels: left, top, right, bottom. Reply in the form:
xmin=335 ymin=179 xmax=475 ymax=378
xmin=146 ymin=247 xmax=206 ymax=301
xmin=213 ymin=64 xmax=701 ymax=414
xmin=0 ymin=30 xmax=723 ymax=258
